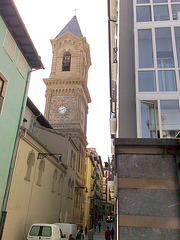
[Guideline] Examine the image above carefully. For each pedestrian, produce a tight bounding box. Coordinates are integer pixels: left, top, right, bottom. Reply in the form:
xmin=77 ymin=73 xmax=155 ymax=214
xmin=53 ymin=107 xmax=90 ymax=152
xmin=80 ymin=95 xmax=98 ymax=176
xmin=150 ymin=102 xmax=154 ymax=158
xmin=69 ymin=234 xmax=75 ymax=240
xmin=98 ymin=221 xmax=101 ymax=232
xmin=93 ymin=222 xmax=96 ymax=232
xmin=85 ymin=225 xmax=87 ymax=235
xmin=76 ymin=226 xmax=84 ymax=240
xmin=111 ymin=227 xmax=114 ymax=240
xmin=105 ymin=226 xmax=111 ymax=240
xmin=87 ymin=228 xmax=94 ymax=240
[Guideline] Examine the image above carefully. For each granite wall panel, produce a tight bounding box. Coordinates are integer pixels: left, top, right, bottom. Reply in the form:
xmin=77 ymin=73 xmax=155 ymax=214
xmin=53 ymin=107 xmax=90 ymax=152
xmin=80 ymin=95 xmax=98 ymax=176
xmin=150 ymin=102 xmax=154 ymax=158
xmin=119 ymin=226 xmax=180 ymax=240
xmin=118 ymin=188 xmax=180 ymax=217
xmin=117 ymin=154 xmax=178 ymax=179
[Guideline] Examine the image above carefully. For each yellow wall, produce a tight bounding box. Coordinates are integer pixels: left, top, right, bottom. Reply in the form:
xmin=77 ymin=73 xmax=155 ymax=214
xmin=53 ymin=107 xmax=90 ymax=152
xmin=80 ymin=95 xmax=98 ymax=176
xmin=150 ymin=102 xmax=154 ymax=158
xmin=82 ymin=154 xmax=92 ymax=231
xmin=2 ymin=131 xmax=71 ymax=240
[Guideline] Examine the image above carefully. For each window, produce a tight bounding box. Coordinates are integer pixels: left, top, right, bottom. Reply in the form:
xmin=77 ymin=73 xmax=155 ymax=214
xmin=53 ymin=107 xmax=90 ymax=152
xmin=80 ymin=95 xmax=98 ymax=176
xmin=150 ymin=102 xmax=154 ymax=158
xmin=3 ymin=30 xmax=16 ymax=61
xmin=137 ymin=6 xmax=152 ymax=22
xmin=154 ymin=5 xmax=170 ymax=21
xmin=158 ymin=70 xmax=177 ymax=91
xmin=138 ymin=71 xmax=156 ymax=92
xmin=141 ymin=101 xmax=159 ymax=138
xmin=138 ymin=29 xmax=154 ymax=68
xmin=37 ymin=160 xmax=45 ymax=186
xmin=0 ymin=77 xmax=4 ymax=112
xmin=24 ymin=151 xmax=35 ymax=182
xmin=29 ymin=226 xmax=52 ymax=237
xmin=137 ymin=0 xmax=150 ymax=3
xmin=16 ymin=51 xmax=27 ymax=78
xmin=58 ymin=174 xmax=63 ymax=195
xmin=62 ymin=53 xmax=71 ymax=71
xmin=0 ymin=74 xmax=8 ymax=114
xmin=68 ymin=179 xmax=71 ymax=198
xmin=172 ymin=4 xmax=180 ymax=20
xmin=160 ymin=100 xmax=180 ymax=138
xmin=155 ymin=28 xmax=174 ymax=68
xmin=70 ymin=150 xmax=73 ymax=168
xmin=73 ymin=153 xmax=76 ymax=170
xmin=174 ymin=27 xmax=180 ymax=67
xmin=52 ymin=170 xmax=58 ymax=192
xmin=153 ymin=0 xmax=167 ymax=3
xmin=71 ymin=181 xmax=74 ymax=199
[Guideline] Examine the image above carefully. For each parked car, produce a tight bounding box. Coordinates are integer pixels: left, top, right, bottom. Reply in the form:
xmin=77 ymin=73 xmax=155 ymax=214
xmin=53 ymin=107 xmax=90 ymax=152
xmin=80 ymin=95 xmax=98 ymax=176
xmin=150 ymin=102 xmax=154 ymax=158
xmin=106 ymin=215 xmax=113 ymax=222
xmin=54 ymin=223 xmax=77 ymax=240
xmin=27 ymin=223 xmax=64 ymax=240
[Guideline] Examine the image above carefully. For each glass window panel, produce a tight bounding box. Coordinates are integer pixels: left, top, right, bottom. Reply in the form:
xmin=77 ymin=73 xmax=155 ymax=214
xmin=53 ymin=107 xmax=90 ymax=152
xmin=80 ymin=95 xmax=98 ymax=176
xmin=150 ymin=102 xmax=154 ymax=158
xmin=154 ymin=5 xmax=170 ymax=21
xmin=137 ymin=0 xmax=150 ymax=3
xmin=171 ymin=0 xmax=180 ymax=2
xmin=139 ymin=71 xmax=156 ymax=92
xmin=153 ymin=0 xmax=167 ymax=2
xmin=174 ymin=27 xmax=180 ymax=67
xmin=160 ymin=100 xmax=180 ymax=138
xmin=141 ymin=102 xmax=158 ymax=138
xmin=158 ymin=70 xmax=177 ymax=91
xmin=41 ymin=227 xmax=52 ymax=237
xmin=138 ymin=29 xmax=154 ymax=68
xmin=30 ymin=226 xmax=40 ymax=236
xmin=172 ymin=4 xmax=180 ymax=20
xmin=155 ymin=28 xmax=174 ymax=68
xmin=136 ymin=6 xmax=152 ymax=22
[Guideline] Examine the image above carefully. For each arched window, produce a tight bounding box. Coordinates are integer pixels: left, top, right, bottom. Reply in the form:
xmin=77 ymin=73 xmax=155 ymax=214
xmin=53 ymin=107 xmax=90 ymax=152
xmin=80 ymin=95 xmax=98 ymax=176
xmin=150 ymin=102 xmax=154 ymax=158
xmin=58 ymin=174 xmax=63 ymax=195
xmin=71 ymin=181 xmax=74 ymax=199
xmin=52 ymin=169 xmax=58 ymax=192
xmin=24 ymin=150 xmax=35 ymax=182
xmin=70 ymin=150 xmax=73 ymax=168
xmin=68 ymin=178 xmax=71 ymax=198
xmin=75 ymin=189 xmax=78 ymax=207
xmin=37 ymin=160 xmax=45 ymax=186
xmin=79 ymin=191 xmax=81 ymax=208
xmin=78 ymin=146 xmax=81 ymax=172
xmin=73 ymin=153 xmax=76 ymax=170
xmin=62 ymin=53 xmax=71 ymax=71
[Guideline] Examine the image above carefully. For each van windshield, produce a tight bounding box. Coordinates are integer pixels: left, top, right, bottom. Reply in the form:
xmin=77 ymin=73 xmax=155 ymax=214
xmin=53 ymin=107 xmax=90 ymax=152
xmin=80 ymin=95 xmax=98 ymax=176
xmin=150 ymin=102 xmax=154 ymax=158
xmin=29 ymin=226 xmax=52 ymax=237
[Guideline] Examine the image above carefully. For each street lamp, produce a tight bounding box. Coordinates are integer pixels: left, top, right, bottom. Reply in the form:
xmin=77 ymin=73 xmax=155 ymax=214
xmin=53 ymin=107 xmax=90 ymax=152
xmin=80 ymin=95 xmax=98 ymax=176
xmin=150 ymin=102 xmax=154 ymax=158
xmin=37 ymin=153 xmax=62 ymax=162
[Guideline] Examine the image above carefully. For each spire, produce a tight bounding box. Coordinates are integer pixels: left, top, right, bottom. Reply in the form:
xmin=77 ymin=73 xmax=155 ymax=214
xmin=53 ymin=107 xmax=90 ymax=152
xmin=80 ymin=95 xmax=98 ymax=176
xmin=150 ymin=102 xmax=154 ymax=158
xmin=56 ymin=15 xmax=83 ymax=38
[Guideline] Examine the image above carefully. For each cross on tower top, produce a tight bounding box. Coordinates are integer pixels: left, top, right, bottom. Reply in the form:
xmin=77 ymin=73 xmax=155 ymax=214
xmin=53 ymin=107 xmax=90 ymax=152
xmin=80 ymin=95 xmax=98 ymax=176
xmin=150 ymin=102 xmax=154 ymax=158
xmin=72 ymin=8 xmax=79 ymax=16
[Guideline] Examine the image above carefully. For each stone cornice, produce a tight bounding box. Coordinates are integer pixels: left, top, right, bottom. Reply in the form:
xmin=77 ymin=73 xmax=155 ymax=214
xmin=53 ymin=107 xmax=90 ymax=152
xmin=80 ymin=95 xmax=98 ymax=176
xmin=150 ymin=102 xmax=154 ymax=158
xmin=43 ymin=78 xmax=91 ymax=103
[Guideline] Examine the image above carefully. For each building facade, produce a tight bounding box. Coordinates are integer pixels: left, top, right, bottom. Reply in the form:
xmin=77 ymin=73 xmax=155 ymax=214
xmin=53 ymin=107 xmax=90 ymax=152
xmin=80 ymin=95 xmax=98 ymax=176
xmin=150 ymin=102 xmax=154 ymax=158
xmin=108 ymin=1 xmax=180 ymax=239
xmin=86 ymin=149 xmax=104 ymax=228
xmin=0 ymin=0 xmax=43 ymax=237
xmin=108 ymin=0 xmax=180 ymax=141
xmin=2 ymin=98 xmax=81 ymax=240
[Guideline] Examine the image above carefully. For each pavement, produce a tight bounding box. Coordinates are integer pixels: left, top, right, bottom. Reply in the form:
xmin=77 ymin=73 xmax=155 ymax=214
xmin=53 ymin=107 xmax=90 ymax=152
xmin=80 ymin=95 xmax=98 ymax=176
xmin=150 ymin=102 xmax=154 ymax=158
xmin=85 ymin=218 xmax=114 ymax=240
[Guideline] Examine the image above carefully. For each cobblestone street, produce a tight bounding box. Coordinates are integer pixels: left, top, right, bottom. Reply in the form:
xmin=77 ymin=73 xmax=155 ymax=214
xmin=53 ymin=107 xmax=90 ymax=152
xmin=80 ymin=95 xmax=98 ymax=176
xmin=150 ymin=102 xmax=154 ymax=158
xmin=85 ymin=218 xmax=114 ymax=240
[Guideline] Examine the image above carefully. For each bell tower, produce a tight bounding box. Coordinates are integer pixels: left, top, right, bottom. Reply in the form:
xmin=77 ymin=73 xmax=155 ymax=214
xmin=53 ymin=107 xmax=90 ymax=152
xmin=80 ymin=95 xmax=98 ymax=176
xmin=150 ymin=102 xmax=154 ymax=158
xmin=44 ymin=16 xmax=91 ymax=148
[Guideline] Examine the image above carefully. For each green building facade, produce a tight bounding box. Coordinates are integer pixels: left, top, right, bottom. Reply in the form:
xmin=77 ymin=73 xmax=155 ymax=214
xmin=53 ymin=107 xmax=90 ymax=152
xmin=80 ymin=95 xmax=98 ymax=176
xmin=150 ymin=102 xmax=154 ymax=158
xmin=0 ymin=0 xmax=43 ymax=237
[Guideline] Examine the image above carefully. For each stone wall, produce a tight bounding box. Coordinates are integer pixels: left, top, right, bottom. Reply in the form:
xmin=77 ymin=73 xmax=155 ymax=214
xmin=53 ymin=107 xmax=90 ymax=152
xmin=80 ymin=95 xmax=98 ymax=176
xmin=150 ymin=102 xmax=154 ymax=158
xmin=115 ymin=138 xmax=180 ymax=240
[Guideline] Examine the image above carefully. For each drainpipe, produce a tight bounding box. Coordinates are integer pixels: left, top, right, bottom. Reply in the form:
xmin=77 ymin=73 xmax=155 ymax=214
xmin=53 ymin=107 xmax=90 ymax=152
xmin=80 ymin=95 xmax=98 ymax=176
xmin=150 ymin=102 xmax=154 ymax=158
xmin=0 ymin=67 xmax=42 ymax=239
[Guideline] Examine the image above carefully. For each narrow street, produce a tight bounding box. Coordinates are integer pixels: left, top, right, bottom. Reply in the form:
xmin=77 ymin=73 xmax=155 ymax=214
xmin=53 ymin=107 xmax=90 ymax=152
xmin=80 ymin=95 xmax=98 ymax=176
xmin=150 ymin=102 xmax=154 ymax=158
xmin=85 ymin=217 xmax=114 ymax=240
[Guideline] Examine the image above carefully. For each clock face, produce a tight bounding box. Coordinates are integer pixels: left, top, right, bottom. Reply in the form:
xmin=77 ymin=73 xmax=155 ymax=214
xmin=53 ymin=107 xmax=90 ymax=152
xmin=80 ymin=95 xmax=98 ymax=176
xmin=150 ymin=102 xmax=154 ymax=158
xmin=58 ymin=106 xmax=67 ymax=114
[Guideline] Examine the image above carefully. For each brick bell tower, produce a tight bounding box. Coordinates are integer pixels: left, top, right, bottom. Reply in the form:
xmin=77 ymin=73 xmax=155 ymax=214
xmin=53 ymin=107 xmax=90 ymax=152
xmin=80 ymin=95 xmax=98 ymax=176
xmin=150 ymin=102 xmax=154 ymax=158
xmin=44 ymin=16 xmax=91 ymax=150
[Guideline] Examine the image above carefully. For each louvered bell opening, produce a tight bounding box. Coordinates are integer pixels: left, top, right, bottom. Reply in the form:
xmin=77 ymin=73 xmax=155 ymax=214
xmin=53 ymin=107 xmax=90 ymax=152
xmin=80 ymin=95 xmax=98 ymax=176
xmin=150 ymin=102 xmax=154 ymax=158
xmin=62 ymin=55 xmax=71 ymax=71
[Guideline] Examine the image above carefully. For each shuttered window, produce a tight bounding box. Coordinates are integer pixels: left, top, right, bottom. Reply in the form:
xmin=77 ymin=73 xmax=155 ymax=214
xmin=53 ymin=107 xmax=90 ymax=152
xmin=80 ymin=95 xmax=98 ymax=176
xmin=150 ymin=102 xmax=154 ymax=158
xmin=3 ymin=30 xmax=16 ymax=61
xmin=0 ymin=77 xmax=5 ymax=113
xmin=17 ymin=51 xmax=27 ymax=78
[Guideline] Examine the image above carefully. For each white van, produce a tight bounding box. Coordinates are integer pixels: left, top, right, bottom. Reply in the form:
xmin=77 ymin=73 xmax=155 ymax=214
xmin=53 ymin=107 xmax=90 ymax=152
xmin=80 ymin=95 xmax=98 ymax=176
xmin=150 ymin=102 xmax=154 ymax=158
xmin=54 ymin=223 xmax=77 ymax=240
xmin=27 ymin=223 xmax=63 ymax=240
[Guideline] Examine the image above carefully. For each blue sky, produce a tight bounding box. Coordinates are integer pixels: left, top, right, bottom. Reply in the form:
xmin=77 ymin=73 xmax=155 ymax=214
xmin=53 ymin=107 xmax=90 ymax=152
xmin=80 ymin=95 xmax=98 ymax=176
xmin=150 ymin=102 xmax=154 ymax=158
xmin=14 ymin=0 xmax=111 ymax=163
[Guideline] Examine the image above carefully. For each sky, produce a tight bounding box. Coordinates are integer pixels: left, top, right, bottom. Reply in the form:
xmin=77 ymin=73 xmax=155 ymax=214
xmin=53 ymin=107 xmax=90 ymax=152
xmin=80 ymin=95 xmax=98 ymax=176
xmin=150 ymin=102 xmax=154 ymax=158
xmin=14 ymin=0 xmax=111 ymax=163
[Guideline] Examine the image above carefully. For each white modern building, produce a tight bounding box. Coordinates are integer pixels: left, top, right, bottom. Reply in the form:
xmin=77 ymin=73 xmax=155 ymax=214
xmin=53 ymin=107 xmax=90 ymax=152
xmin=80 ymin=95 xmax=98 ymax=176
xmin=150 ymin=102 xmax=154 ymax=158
xmin=108 ymin=0 xmax=180 ymax=142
